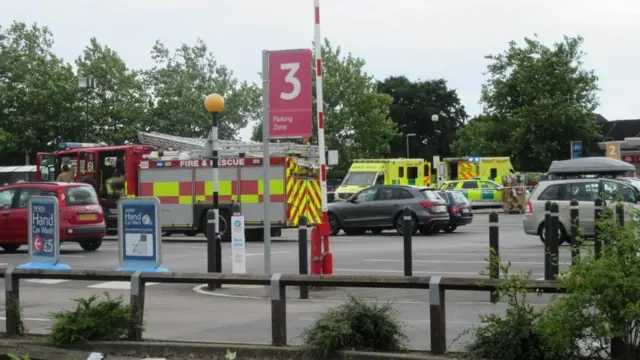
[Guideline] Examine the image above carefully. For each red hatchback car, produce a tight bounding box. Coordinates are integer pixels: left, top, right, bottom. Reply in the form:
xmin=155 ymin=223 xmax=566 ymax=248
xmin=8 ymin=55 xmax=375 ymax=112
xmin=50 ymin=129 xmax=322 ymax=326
xmin=0 ymin=182 xmax=106 ymax=253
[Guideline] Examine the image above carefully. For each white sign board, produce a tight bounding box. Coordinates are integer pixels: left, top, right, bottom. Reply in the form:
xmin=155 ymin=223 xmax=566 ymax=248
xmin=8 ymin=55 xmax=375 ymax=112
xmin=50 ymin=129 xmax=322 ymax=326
xmin=231 ymin=215 xmax=246 ymax=274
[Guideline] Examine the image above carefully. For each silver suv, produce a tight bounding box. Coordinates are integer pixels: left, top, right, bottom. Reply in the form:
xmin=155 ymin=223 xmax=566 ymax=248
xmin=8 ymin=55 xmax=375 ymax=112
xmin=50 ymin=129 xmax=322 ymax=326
xmin=522 ymin=178 xmax=639 ymax=243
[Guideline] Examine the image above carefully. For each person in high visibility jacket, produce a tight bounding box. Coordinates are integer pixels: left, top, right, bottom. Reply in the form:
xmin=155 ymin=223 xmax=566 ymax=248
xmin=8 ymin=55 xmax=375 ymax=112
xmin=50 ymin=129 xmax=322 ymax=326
xmin=106 ymin=169 xmax=125 ymax=196
xmin=56 ymin=164 xmax=75 ymax=182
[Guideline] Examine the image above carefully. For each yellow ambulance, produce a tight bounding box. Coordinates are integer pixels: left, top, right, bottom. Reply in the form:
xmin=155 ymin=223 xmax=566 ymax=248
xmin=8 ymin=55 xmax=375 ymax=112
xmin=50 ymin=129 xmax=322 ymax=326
xmin=439 ymin=157 xmax=514 ymax=185
xmin=334 ymin=159 xmax=432 ymax=201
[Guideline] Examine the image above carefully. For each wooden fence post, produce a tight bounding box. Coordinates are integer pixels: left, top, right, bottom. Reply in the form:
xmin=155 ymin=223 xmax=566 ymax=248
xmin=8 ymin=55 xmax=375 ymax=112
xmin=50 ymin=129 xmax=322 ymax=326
xmin=128 ymin=271 xmax=145 ymax=341
xmin=429 ymin=276 xmax=446 ymax=354
xmin=270 ymin=273 xmax=287 ymax=346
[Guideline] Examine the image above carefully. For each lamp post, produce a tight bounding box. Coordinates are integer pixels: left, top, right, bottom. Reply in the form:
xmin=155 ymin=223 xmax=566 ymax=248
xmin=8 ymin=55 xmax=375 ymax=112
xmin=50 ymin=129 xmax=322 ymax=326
xmin=77 ymin=76 xmax=96 ymax=141
xmin=204 ymin=93 xmax=225 ymax=290
xmin=406 ymin=133 xmax=416 ymax=158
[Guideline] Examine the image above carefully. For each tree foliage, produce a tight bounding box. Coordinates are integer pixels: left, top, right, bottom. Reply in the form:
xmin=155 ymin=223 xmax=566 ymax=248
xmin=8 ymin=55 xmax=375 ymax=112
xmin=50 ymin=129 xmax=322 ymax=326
xmin=144 ymin=39 xmax=261 ymax=140
xmin=378 ymin=76 xmax=467 ymax=160
xmin=251 ymin=40 xmax=397 ymax=169
xmin=0 ymin=22 xmax=79 ymax=163
xmin=75 ymin=37 xmax=150 ymax=145
xmin=454 ymin=35 xmax=602 ymax=171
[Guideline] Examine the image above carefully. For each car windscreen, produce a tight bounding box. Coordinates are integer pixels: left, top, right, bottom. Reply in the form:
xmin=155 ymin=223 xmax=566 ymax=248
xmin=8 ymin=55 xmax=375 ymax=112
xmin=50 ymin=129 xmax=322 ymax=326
xmin=420 ymin=189 xmax=443 ymax=202
xmin=341 ymin=172 xmax=376 ymax=186
xmin=66 ymin=186 xmax=99 ymax=206
xmin=436 ymin=191 xmax=450 ymax=204
xmin=451 ymin=191 xmax=469 ymax=204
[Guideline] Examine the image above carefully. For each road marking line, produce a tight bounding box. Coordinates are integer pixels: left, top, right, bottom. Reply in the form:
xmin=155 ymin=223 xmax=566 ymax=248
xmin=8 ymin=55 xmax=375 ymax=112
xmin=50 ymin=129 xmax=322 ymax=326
xmin=60 ymin=255 xmax=85 ymax=258
xmin=364 ymin=259 xmax=571 ymax=265
xmin=415 ymin=252 xmax=572 ymax=257
xmin=333 ymin=268 xmax=545 ymax=276
xmin=244 ymin=251 xmax=291 ymax=257
xmin=0 ymin=263 xmax=7 ymax=266
xmin=26 ymin=279 xmax=69 ymax=285
xmin=298 ymin=317 xmax=479 ymax=325
xmin=0 ymin=316 xmax=49 ymax=322
xmin=88 ymin=281 xmax=159 ymax=289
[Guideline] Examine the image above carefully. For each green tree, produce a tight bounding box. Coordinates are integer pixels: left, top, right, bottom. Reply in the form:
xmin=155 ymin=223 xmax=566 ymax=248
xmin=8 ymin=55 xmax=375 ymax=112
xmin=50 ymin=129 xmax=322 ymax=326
xmin=75 ymin=38 xmax=150 ymax=145
xmin=453 ymin=114 xmax=511 ymax=157
xmin=378 ymin=76 xmax=467 ymax=160
xmin=454 ymin=35 xmax=601 ymax=171
xmin=144 ymin=39 xmax=261 ymax=140
xmin=0 ymin=22 xmax=79 ymax=163
xmin=251 ymin=39 xmax=397 ymax=168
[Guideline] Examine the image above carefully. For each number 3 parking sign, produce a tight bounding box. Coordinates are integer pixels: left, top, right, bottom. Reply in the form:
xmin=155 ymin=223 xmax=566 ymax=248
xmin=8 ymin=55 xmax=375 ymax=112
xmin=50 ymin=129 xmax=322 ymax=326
xmin=267 ymin=49 xmax=313 ymax=139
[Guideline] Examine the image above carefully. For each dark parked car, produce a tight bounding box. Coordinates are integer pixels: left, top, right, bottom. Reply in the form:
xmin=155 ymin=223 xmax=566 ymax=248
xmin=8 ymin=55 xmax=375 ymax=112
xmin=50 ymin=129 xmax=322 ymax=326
xmin=436 ymin=190 xmax=473 ymax=233
xmin=327 ymin=185 xmax=449 ymax=236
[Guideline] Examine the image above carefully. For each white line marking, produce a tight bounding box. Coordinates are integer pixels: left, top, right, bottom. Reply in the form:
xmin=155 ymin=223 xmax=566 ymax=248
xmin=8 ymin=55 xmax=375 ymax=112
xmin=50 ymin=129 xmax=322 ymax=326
xmin=333 ymin=268 xmax=545 ymax=276
xmin=0 ymin=263 xmax=7 ymax=266
xmin=298 ymin=317 xmax=479 ymax=325
xmin=60 ymin=255 xmax=85 ymax=258
xmin=364 ymin=259 xmax=571 ymax=265
xmin=88 ymin=281 xmax=159 ymax=289
xmin=0 ymin=316 xmax=49 ymax=322
xmin=26 ymin=279 xmax=69 ymax=285
xmin=415 ymin=252 xmax=572 ymax=257
xmin=241 ymin=251 xmax=291 ymax=258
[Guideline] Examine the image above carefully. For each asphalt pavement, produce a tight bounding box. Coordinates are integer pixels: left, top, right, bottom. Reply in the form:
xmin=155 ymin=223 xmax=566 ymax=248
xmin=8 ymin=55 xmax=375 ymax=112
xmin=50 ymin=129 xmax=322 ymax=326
xmin=0 ymin=209 xmax=576 ymax=351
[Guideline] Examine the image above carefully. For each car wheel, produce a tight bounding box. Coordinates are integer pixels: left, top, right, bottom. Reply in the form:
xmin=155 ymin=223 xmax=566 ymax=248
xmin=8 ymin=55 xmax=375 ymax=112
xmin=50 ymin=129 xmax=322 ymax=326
xmin=184 ymin=230 xmax=198 ymax=237
xmin=395 ymin=214 xmax=418 ymax=236
xmin=370 ymin=228 xmax=383 ymax=234
xmin=0 ymin=244 xmax=21 ymax=253
xmin=419 ymin=225 xmax=437 ymax=235
xmin=328 ymin=213 xmax=341 ymax=236
xmin=106 ymin=230 xmax=118 ymax=236
xmin=343 ymin=228 xmax=366 ymax=236
xmin=444 ymin=225 xmax=458 ymax=233
xmin=79 ymin=238 xmax=103 ymax=252
xmin=538 ymin=222 xmax=567 ymax=245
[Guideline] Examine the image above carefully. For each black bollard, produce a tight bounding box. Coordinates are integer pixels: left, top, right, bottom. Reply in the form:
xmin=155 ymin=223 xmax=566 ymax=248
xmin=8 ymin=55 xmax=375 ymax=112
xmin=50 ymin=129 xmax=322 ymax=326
xmin=489 ymin=211 xmax=499 ymax=303
xmin=544 ymin=201 xmax=552 ymax=280
xmin=403 ymin=206 xmax=413 ymax=277
xmin=594 ymin=197 xmax=602 ymax=259
xmin=550 ymin=202 xmax=560 ymax=278
xmin=569 ymin=199 xmax=580 ymax=265
xmin=206 ymin=209 xmax=220 ymax=290
xmin=298 ymin=215 xmax=309 ymax=299
xmin=616 ymin=202 xmax=625 ymax=226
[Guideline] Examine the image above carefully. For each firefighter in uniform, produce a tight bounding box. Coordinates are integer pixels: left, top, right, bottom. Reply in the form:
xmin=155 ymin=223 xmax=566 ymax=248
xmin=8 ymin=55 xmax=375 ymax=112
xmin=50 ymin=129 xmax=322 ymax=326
xmin=56 ymin=164 xmax=75 ymax=182
xmin=106 ymin=169 xmax=125 ymax=197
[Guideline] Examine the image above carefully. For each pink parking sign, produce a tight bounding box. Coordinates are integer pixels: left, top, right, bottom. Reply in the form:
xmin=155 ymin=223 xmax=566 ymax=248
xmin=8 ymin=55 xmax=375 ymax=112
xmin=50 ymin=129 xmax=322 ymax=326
xmin=268 ymin=49 xmax=313 ymax=139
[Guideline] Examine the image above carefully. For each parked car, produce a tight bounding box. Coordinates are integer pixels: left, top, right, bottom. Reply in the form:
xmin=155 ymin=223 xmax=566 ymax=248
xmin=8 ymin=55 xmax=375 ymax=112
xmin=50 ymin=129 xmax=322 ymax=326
xmin=522 ymin=178 xmax=638 ymax=244
xmin=436 ymin=190 xmax=473 ymax=233
xmin=0 ymin=182 xmax=106 ymax=253
xmin=327 ymin=185 xmax=449 ymax=236
xmin=441 ymin=179 xmax=503 ymax=208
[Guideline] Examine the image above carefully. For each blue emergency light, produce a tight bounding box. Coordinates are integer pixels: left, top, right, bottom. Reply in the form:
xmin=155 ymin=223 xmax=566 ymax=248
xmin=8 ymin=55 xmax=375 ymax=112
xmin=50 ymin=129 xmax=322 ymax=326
xmin=59 ymin=142 xmax=107 ymax=149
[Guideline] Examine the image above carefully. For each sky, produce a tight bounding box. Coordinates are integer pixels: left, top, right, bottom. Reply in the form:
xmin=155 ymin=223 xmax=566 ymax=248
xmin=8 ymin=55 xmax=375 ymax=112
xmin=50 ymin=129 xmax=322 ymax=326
xmin=1 ymin=0 xmax=639 ymax=141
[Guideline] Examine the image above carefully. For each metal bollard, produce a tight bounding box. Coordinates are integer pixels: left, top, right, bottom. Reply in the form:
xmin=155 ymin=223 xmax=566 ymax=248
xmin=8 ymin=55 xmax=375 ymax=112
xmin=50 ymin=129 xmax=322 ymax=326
xmin=298 ymin=215 xmax=309 ymax=300
xmin=570 ymin=199 xmax=580 ymax=265
xmin=206 ymin=209 xmax=220 ymax=290
xmin=403 ymin=206 xmax=413 ymax=277
xmin=544 ymin=201 xmax=552 ymax=280
xmin=594 ymin=197 xmax=602 ymax=259
xmin=616 ymin=202 xmax=625 ymax=226
xmin=550 ymin=202 xmax=560 ymax=278
xmin=489 ymin=211 xmax=499 ymax=303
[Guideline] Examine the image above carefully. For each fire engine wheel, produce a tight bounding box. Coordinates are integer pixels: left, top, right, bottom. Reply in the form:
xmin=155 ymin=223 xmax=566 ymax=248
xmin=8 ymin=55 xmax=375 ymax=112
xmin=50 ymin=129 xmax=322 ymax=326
xmin=0 ymin=244 xmax=21 ymax=253
xmin=79 ymin=238 xmax=103 ymax=252
xmin=184 ymin=231 xmax=198 ymax=237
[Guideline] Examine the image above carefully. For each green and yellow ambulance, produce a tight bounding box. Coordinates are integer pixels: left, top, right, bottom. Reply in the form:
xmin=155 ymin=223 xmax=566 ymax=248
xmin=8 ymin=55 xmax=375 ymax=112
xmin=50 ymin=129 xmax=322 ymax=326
xmin=334 ymin=159 xmax=432 ymax=201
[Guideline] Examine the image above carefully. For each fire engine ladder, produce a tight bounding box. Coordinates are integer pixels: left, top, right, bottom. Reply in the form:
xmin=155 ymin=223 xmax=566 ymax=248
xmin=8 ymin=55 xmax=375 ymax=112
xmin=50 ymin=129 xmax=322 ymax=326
xmin=137 ymin=131 xmax=320 ymax=165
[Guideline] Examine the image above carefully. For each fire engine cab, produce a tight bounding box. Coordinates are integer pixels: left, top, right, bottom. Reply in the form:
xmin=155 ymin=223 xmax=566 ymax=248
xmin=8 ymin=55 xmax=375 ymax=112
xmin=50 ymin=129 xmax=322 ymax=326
xmin=36 ymin=132 xmax=323 ymax=241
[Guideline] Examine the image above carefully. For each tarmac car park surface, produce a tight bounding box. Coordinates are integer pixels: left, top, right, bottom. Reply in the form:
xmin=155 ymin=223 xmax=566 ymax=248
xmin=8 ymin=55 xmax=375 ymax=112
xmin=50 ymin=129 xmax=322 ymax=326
xmin=0 ymin=210 xmax=573 ymax=351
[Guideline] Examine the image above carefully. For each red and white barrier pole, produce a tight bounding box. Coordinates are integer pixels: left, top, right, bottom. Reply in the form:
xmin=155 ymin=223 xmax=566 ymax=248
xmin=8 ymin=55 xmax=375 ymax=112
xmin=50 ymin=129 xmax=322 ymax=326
xmin=313 ymin=0 xmax=333 ymax=275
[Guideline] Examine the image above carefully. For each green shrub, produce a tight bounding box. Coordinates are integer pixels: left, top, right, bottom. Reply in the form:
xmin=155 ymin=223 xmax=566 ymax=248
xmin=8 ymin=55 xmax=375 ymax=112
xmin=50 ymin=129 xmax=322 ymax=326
xmin=463 ymin=259 xmax=566 ymax=360
xmin=301 ymin=296 xmax=408 ymax=359
xmin=7 ymin=354 xmax=31 ymax=360
xmin=537 ymin=204 xmax=640 ymax=359
xmin=49 ymin=292 xmax=140 ymax=346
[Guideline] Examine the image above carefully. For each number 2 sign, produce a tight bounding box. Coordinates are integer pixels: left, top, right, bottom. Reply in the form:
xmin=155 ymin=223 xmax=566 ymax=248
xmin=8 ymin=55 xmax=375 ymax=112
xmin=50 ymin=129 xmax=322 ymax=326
xmin=267 ymin=49 xmax=313 ymax=139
